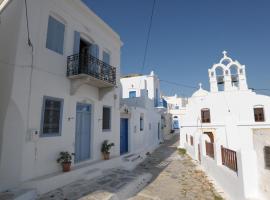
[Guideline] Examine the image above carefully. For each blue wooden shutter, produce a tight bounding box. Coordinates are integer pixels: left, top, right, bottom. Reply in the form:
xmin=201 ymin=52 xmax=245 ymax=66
xmin=103 ymin=51 xmax=110 ymax=64
xmin=73 ymin=31 xmax=80 ymax=54
xmin=90 ymin=44 xmax=99 ymax=73
xmin=90 ymin=44 xmax=99 ymax=58
xmin=46 ymin=16 xmax=65 ymax=54
xmin=56 ymin=21 xmax=65 ymax=54
xmin=46 ymin=16 xmax=55 ymax=51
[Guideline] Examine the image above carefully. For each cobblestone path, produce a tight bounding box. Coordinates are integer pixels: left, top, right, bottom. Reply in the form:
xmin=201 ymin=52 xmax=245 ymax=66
xmin=129 ymin=135 xmax=224 ymax=200
xmin=39 ymin=135 xmax=224 ymax=200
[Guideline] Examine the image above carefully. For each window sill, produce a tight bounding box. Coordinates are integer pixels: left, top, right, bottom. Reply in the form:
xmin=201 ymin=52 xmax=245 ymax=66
xmin=40 ymin=133 xmax=61 ymax=137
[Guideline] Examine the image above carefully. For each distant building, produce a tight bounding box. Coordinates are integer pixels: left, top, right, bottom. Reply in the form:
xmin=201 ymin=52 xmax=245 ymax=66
xmin=119 ymin=71 xmax=165 ymax=160
xmin=164 ymin=95 xmax=187 ymax=131
xmin=0 ymin=0 xmax=122 ymax=196
xmin=180 ymin=51 xmax=270 ymax=200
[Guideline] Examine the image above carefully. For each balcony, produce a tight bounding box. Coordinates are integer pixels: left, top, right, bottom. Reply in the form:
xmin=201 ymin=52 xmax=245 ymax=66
xmin=67 ymin=54 xmax=116 ymax=90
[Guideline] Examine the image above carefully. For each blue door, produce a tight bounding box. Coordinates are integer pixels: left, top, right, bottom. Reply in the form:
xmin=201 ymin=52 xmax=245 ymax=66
xmin=120 ymin=118 xmax=128 ymax=155
xmin=75 ymin=103 xmax=91 ymax=163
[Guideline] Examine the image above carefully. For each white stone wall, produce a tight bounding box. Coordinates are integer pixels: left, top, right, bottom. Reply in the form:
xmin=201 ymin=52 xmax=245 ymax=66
xmin=120 ymin=71 xmax=160 ymax=102
xmin=253 ymin=129 xmax=270 ymax=200
xmin=0 ymin=0 xmax=122 ymax=191
xmin=121 ymin=105 xmax=161 ymax=155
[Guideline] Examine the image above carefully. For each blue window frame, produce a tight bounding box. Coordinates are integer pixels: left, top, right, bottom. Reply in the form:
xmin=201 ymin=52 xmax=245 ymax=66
xmin=102 ymin=106 xmax=111 ymax=131
xmin=129 ymin=91 xmax=136 ymax=98
xmin=40 ymin=96 xmax=64 ymax=137
xmin=46 ymin=16 xmax=65 ymax=54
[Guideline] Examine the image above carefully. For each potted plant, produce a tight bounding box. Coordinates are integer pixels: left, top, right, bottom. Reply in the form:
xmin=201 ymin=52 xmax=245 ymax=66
xmin=101 ymin=140 xmax=114 ymax=160
xmin=57 ymin=151 xmax=74 ymax=172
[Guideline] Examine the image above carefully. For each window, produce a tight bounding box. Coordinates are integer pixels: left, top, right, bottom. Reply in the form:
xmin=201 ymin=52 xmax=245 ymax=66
xmin=41 ymin=96 xmax=64 ymax=136
xmin=129 ymin=91 xmax=136 ymax=98
xmin=102 ymin=106 xmax=111 ymax=131
xmin=201 ymin=108 xmax=211 ymax=123
xmin=175 ymin=105 xmax=180 ymax=110
xmin=190 ymin=136 xmax=194 ymax=146
xmin=140 ymin=115 xmax=144 ymax=131
xmin=264 ymin=146 xmax=270 ymax=169
xmin=186 ymin=134 xmax=188 ymax=143
xmin=254 ymin=107 xmax=265 ymax=122
xmin=46 ymin=16 xmax=65 ymax=54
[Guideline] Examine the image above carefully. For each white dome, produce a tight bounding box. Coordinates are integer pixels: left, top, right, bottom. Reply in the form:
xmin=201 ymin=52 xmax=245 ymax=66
xmin=192 ymin=83 xmax=209 ymax=97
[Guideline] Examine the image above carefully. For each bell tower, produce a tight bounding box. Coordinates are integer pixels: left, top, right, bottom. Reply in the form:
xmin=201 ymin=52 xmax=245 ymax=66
xmin=208 ymin=51 xmax=248 ymax=92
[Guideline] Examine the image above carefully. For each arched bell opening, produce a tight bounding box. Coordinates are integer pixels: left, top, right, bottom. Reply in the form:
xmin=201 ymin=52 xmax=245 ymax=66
xmin=215 ymin=67 xmax=224 ymax=91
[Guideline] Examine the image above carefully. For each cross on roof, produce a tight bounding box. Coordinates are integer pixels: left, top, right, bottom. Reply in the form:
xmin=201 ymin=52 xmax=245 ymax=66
xmin=222 ymin=50 xmax=228 ymax=57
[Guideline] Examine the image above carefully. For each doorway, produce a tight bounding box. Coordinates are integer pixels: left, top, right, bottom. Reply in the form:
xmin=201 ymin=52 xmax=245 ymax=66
xmin=79 ymin=39 xmax=91 ymax=74
xmin=75 ymin=103 xmax=91 ymax=163
xmin=120 ymin=118 xmax=128 ymax=155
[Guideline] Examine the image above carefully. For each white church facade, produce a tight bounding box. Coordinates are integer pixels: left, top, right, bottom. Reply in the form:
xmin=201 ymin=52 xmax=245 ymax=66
xmin=180 ymin=52 xmax=270 ymax=200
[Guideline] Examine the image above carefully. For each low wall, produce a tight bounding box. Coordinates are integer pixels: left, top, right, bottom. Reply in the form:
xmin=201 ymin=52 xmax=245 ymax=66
xmin=186 ymin=143 xmax=259 ymax=200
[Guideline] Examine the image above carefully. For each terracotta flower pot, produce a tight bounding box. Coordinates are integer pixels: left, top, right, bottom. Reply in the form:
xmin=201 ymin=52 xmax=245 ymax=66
xmin=62 ymin=162 xmax=71 ymax=172
xmin=103 ymin=152 xmax=110 ymax=160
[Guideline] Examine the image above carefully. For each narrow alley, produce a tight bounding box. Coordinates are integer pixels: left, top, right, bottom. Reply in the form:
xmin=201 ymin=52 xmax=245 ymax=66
xmin=39 ymin=135 xmax=224 ymax=200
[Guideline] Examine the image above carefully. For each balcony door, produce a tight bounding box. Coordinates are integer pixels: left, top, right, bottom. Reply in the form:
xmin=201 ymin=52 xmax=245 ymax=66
xmin=79 ymin=39 xmax=91 ymax=74
xmin=73 ymin=31 xmax=99 ymax=75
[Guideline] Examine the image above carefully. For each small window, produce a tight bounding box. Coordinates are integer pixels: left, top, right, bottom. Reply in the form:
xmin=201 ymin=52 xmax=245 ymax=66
xmin=140 ymin=115 xmax=144 ymax=131
xmin=201 ymin=108 xmax=211 ymax=123
xmin=129 ymin=91 xmax=136 ymax=98
xmin=175 ymin=105 xmax=180 ymax=110
xmin=190 ymin=136 xmax=194 ymax=146
xmin=41 ymin=96 xmax=64 ymax=136
xmin=46 ymin=16 xmax=65 ymax=54
xmin=254 ymin=107 xmax=265 ymax=122
xmin=264 ymin=146 xmax=270 ymax=169
xmin=186 ymin=134 xmax=188 ymax=143
xmin=102 ymin=106 xmax=111 ymax=131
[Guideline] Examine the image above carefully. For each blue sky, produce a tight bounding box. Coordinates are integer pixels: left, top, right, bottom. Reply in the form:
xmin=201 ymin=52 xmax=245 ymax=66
xmin=83 ymin=0 xmax=270 ymax=97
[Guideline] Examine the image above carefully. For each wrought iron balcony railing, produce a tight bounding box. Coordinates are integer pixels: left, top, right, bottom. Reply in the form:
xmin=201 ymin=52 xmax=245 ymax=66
xmin=67 ymin=53 xmax=116 ymax=86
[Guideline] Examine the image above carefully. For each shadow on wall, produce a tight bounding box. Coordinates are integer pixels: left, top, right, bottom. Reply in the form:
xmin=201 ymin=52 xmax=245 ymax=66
xmin=0 ymin=99 xmax=25 ymax=191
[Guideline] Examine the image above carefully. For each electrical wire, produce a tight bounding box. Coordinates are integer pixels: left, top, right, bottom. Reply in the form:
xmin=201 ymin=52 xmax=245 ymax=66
xmin=24 ymin=0 xmax=34 ymax=137
xmin=159 ymin=79 xmax=197 ymax=89
xmin=134 ymin=0 xmax=157 ymax=108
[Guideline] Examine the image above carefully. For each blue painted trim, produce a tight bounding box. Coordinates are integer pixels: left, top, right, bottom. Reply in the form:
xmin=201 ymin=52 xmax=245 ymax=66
xmin=40 ymin=96 xmax=64 ymax=137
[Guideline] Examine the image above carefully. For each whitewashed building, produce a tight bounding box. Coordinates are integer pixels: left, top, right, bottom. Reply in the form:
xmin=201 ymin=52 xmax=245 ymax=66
xmin=180 ymin=51 xmax=270 ymax=200
xmin=0 ymin=0 xmax=122 ymax=195
xmin=164 ymin=95 xmax=187 ymax=131
xmin=119 ymin=72 xmax=164 ymax=162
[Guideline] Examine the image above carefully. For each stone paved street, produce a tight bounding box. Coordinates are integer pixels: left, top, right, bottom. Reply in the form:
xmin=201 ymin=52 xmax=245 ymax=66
xmin=130 ymin=135 xmax=224 ymax=200
xmin=39 ymin=135 xmax=224 ymax=200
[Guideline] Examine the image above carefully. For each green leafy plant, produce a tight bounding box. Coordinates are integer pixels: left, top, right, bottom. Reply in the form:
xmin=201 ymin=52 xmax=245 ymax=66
xmin=56 ymin=152 xmax=74 ymax=164
xmin=101 ymin=140 xmax=115 ymax=154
